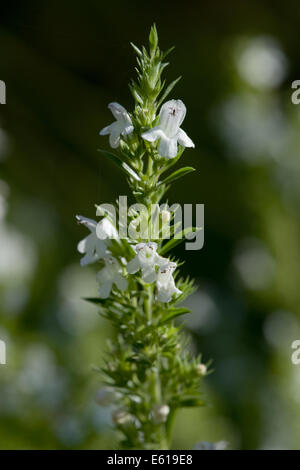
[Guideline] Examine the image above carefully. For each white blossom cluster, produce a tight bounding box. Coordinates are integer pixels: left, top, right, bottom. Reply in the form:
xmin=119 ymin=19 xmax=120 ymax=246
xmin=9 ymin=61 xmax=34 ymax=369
xmin=76 ymin=217 xmax=182 ymax=302
xmin=100 ymin=99 xmax=194 ymax=158
xmin=76 ymin=98 xmax=194 ymax=302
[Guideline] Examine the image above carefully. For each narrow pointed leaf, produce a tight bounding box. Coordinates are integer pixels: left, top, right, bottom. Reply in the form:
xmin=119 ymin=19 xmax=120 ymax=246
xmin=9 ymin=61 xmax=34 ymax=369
xmin=162 ymin=46 xmax=175 ymax=59
xmin=98 ymin=149 xmax=141 ymax=181
xmin=83 ymin=297 xmax=106 ymax=305
xmin=157 ymin=76 xmax=181 ymax=108
xmin=159 ymin=227 xmax=202 ymax=255
xmin=159 ymin=308 xmax=191 ymax=324
xmin=159 ymin=167 xmax=195 ymax=186
xmin=179 ymin=397 xmax=205 ymax=407
xmin=130 ymin=42 xmax=142 ymax=56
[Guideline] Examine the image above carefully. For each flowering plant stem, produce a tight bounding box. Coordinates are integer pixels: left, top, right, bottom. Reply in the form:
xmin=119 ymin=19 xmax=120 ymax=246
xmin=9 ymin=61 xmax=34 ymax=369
xmin=77 ymin=25 xmax=208 ymax=450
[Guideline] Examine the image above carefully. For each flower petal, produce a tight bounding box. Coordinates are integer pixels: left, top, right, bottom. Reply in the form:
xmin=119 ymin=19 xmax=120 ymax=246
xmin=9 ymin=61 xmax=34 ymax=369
xmin=159 ymin=100 xmax=186 ymax=138
xmin=77 ymin=237 xmax=88 ymax=254
xmin=121 ymin=125 xmax=134 ymax=136
xmin=109 ymin=134 xmax=120 ymax=148
xmin=155 ymin=254 xmax=169 ymax=267
xmin=100 ymin=103 xmax=133 ymax=147
xmin=95 ymin=239 xmax=107 ymax=258
xmin=76 ymin=215 xmax=97 ymax=232
xmin=107 ymin=122 xmax=122 ymax=148
xmin=157 ymin=287 xmax=172 ymax=303
xmin=157 ymin=282 xmax=182 ymax=303
xmin=135 ymin=242 xmax=146 ymax=252
xmin=142 ymin=267 xmax=157 ymax=283
xmin=80 ymin=251 xmax=100 ymax=266
xmin=127 ymin=256 xmax=140 ymax=274
xmin=96 ymin=218 xmax=118 ymax=240
xmin=177 ymin=128 xmax=195 ymax=148
xmin=108 ymin=102 xmax=128 ymax=121
xmin=158 ymin=135 xmax=178 ymax=159
xmin=141 ymin=127 xmax=164 ymax=143
xmin=99 ymin=281 xmax=113 ymax=299
xmin=115 ymin=275 xmax=128 ymax=291
xmin=99 ymin=123 xmax=113 ymax=136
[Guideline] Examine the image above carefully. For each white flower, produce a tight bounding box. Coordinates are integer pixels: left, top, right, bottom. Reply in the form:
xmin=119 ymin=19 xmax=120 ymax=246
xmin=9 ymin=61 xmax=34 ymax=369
xmin=127 ymin=242 xmax=166 ymax=283
xmin=153 ymin=404 xmax=170 ymax=423
xmin=96 ymin=217 xmax=118 ymax=240
xmin=141 ymin=99 xmax=194 ymax=158
xmin=76 ymin=215 xmax=118 ymax=266
xmin=156 ymin=261 xmax=182 ymax=303
xmin=97 ymin=256 xmax=128 ymax=298
xmin=99 ymin=102 xmax=134 ymax=148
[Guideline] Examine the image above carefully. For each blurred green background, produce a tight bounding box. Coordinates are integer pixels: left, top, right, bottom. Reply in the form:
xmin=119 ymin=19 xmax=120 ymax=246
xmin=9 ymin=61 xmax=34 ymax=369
xmin=1 ymin=0 xmax=300 ymax=449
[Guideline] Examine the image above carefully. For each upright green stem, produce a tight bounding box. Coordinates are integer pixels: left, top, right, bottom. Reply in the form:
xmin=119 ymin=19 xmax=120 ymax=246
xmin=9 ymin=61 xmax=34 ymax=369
xmin=144 ymin=284 xmax=152 ymax=323
xmin=166 ymin=408 xmax=176 ymax=448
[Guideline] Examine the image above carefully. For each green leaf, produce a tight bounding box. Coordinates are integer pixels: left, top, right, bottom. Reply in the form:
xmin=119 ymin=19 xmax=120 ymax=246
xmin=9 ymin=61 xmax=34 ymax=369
xmin=157 ymin=76 xmax=181 ymax=108
xmin=159 ymin=227 xmax=202 ymax=256
xmin=159 ymin=167 xmax=195 ymax=186
xmin=98 ymin=149 xmax=141 ymax=181
xmin=159 ymin=308 xmax=191 ymax=324
xmin=82 ymin=297 xmax=106 ymax=305
xmin=162 ymin=46 xmax=175 ymax=59
xmin=130 ymin=42 xmax=142 ymax=57
xmin=179 ymin=397 xmax=205 ymax=407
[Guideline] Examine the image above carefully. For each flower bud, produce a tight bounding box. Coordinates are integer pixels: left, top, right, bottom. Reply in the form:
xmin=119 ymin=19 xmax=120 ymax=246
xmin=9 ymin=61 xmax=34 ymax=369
xmin=153 ymin=404 xmax=170 ymax=423
xmin=196 ymin=363 xmax=207 ymax=375
xmin=149 ymin=24 xmax=158 ymax=55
